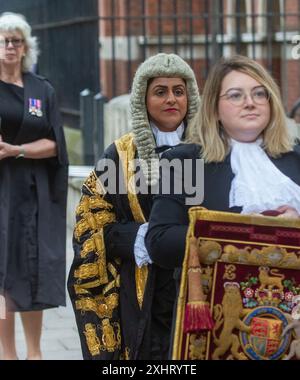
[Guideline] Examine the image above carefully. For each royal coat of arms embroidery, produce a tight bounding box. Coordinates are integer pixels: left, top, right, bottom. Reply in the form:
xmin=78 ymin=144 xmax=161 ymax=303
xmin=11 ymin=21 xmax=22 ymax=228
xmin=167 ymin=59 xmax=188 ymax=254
xmin=172 ymin=208 xmax=300 ymax=360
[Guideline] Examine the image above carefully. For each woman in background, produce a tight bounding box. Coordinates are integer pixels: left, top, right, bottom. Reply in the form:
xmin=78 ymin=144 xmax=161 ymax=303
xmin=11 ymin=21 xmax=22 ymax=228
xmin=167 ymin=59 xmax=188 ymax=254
xmin=0 ymin=12 xmax=68 ymax=360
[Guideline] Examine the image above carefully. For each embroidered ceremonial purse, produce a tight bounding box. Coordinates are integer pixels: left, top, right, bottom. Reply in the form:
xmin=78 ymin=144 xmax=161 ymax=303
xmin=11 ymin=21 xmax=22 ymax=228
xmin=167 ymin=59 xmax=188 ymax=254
xmin=172 ymin=208 xmax=300 ymax=360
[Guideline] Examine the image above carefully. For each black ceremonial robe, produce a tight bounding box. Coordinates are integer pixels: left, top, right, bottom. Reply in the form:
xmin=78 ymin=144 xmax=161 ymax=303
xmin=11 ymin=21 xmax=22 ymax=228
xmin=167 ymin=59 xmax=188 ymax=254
xmin=68 ymin=133 xmax=175 ymax=360
xmin=0 ymin=72 xmax=68 ymax=311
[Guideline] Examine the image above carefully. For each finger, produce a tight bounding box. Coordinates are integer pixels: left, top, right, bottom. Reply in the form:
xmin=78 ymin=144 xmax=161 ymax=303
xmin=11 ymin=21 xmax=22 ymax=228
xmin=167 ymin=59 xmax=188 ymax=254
xmin=277 ymin=211 xmax=299 ymax=219
xmin=276 ymin=205 xmax=290 ymax=213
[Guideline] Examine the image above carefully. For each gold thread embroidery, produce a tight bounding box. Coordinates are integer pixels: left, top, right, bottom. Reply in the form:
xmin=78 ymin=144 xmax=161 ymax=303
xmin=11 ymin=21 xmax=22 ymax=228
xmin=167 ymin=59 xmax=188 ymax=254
xmin=94 ymin=231 xmax=105 ymax=253
xmin=189 ymin=334 xmax=207 ymax=360
xmin=80 ymin=232 xmax=107 ymax=280
xmin=107 ymin=262 xmax=118 ymax=279
xmin=135 ymin=266 xmax=149 ymax=308
xmin=198 ymin=240 xmax=222 ymax=265
xmin=74 ymin=211 xmax=116 ymax=240
xmin=83 ymin=170 xmax=106 ymax=195
xmin=123 ymin=347 xmax=131 ymax=360
xmin=223 ymin=264 xmax=237 ymax=280
xmin=212 ymin=283 xmax=250 ymax=360
xmin=89 ymin=195 xmax=113 ymax=210
xmin=74 ymin=258 xmax=108 ymax=284
xmin=101 ymin=319 xmax=118 ymax=352
xmin=97 ymin=252 xmax=109 ymax=285
xmin=84 ymin=323 xmax=101 ymax=356
xmin=81 ymin=237 xmax=96 ymax=258
xmin=73 ymin=286 xmax=89 ymax=295
xmin=221 ymin=244 xmax=300 ymax=269
xmin=94 ymin=211 xmax=116 ymax=228
xmin=74 ymin=279 xmax=105 ymax=291
xmin=74 ymin=219 xmax=90 ymax=240
xmin=201 ymin=266 xmax=214 ymax=294
xmin=74 ymin=263 xmax=99 ymax=279
xmin=115 ymin=133 xmax=148 ymax=309
xmin=189 ymin=207 xmax=300 ymax=230
xmin=76 ymin=196 xmax=90 ymax=216
xmin=103 ymin=274 xmax=120 ymax=294
xmin=76 ymin=195 xmax=113 ymax=216
xmin=75 ymin=293 xmax=119 ymax=319
xmin=172 ymin=207 xmax=300 ymax=360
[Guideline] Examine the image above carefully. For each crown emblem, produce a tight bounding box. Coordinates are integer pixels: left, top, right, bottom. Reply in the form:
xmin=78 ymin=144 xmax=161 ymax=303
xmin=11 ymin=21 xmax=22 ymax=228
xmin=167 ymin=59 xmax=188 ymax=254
xmin=254 ymin=288 xmax=283 ymax=307
xmin=224 ymin=281 xmax=240 ymax=289
xmin=239 ymin=266 xmax=300 ymax=312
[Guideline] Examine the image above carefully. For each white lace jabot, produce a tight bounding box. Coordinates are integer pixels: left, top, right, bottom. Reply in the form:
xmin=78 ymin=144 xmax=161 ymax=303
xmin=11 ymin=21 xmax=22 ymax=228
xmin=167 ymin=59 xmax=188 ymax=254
xmin=151 ymin=122 xmax=184 ymax=147
xmin=229 ymin=138 xmax=300 ymax=214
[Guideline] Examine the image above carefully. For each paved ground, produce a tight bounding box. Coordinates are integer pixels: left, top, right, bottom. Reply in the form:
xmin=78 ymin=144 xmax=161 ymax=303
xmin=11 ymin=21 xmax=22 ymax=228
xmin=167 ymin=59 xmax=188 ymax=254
xmin=14 ymin=227 xmax=83 ymax=360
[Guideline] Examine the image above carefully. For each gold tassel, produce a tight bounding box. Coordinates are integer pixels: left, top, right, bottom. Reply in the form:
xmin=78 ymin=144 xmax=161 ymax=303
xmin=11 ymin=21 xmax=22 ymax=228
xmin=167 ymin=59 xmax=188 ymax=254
xmin=184 ymin=237 xmax=214 ymax=333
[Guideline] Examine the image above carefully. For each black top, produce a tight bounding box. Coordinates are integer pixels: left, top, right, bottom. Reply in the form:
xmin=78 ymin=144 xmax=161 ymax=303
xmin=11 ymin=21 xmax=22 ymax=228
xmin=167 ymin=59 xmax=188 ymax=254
xmin=0 ymin=80 xmax=24 ymax=143
xmin=146 ymin=143 xmax=300 ymax=269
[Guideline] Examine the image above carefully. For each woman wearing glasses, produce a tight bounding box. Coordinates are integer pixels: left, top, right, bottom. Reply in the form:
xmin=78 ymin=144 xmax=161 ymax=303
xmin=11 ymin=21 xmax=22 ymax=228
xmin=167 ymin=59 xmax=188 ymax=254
xmin=0 ymin=12 xmax=68 ymax=359
xmin=146 ymin=55 xmax=300 ymax=269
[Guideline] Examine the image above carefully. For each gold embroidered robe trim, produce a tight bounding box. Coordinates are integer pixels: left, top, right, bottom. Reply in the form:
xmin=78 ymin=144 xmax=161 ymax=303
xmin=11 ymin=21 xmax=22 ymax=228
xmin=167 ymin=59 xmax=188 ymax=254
xmin=103 ymin=275 xmax=120 ymax=294
xmin=83 ymin=170 xmax=106 ymax=195
xmin=75 ymin=293 xmax=119 ymax=319
xmin=74 ymin=279 xmax=106 ymax=293
xmin=120 ymin=347 xmax=131 ymax=360
xmin=72 ymin=133 xmax=152 ymax=357
xmin=115 ymin=133 xmax=148 ymax=309
xmin=99 ymin=262 xmax=121 ymax=294
xmin=74 ymin=286 xmax=89 ymax=295
xmin=84 ymin=323 xmax=101 ymax=356
xmin=76 ymin=195 xmax=113 ymax=216
xmin=72 ymin=167 xmax=122 ymax=357
xmin=81 ymin=231 xmax=105 ymax=258
xmin=74 ymin=210 xmax=116 ymax=240
xmin=74 ymin=256 xmax=108 ymax=284
xmin=101 ymin=319 xmax=121 ymax=352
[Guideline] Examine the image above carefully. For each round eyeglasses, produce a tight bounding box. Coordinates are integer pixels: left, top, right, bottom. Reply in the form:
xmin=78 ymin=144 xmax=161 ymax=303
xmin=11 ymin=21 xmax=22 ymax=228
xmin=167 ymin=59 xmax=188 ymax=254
xmin=0 ymin=38 xmax=25 ymax=48
xmin=219 ymin=86 xmax=270 ymax=106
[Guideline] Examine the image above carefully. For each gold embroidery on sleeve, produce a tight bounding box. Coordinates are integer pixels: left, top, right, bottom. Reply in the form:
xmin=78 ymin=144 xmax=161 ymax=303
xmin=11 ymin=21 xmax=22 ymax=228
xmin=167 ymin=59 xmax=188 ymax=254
xmin=89 ymin=195 xmax=113 ymax=210
xmin=74 ymin=211 xmax=116 ymax=240
xmin=75 ymin=293 xmax=119 ymax=319
xmin=84 ymin=323 xmax=101 ymax=356
xmin=101 ymin=319 xmax=118 ymax=352
xmin=80 ymin=231 xmax=105 ymax=259
xmin=74 ymin=263 xmax=99 ymax=280
xmin=83 ymin=170 xmax=106 ymax=195
xmin=74 ymin=257 xmax=108 ymax=284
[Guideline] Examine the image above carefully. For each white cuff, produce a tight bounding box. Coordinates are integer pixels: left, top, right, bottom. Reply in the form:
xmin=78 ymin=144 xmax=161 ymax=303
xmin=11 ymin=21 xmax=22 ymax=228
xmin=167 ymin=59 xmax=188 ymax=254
xmin=134 ymin=223 xmax=152 ymax=267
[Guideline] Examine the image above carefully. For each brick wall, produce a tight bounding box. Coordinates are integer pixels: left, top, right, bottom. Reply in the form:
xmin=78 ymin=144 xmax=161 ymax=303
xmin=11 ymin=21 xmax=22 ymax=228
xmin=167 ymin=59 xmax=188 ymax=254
xmin=98 ymin=0 xmax=300 ymax=110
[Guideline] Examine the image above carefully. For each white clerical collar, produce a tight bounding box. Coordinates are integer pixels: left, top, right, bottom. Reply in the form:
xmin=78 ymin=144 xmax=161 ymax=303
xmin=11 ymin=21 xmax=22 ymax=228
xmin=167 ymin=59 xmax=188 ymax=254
xmin=229 ymin=137 xmax=300 ymax=214
xmin=151 ymin=122 xmax=184 ymax=147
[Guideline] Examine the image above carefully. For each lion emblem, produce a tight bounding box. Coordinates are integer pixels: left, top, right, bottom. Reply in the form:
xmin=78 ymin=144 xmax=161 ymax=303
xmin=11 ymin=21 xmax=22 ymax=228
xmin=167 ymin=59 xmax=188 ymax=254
xmin=258 ymin=267 xmax=285 ymax=291
xmin=212 ymin=282 xmax=250 ymax=360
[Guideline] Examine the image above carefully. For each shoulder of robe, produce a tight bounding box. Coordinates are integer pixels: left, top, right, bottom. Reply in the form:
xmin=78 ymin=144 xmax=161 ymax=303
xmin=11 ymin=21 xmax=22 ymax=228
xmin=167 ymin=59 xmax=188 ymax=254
xmin=161 ymin=143 xmax=201 ymax=161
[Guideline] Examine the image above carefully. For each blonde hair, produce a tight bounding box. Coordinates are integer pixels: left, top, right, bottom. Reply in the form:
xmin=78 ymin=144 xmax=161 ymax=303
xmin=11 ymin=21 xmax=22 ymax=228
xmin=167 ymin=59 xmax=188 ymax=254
xmin=0 ymin=12 xmax=38 ymax=72
xmin=186 ymin=55 xmax=293 ymax=162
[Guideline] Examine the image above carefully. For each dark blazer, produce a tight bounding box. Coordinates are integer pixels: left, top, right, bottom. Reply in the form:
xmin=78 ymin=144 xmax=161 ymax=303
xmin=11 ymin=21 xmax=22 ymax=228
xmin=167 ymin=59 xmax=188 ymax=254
xmin=146 ymin=143 xmax=300 ymax=269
